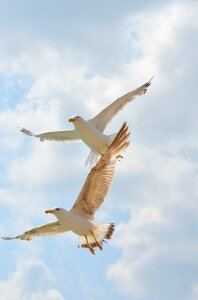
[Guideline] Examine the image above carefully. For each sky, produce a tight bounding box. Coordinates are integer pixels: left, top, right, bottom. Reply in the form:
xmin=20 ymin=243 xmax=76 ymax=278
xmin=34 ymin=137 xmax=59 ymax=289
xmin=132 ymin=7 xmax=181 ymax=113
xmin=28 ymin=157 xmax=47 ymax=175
xmin=0 ymin=0 xmax=198 ymax=299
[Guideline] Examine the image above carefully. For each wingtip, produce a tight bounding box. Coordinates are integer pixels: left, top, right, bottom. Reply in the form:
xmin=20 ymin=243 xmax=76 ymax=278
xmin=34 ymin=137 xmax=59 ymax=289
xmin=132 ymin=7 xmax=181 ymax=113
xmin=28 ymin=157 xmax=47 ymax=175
xmin=147 ymin=75 xmax=154 ymax=86
xmin=1 ymin=236 xmax=13 ymax=240
xmin=18 ymin=127 xmax=35 ymax=136
xmin=143 ymin=76 xmax=154 ymax=93
xmin=110 ymin=121 xmax=130 ymax=157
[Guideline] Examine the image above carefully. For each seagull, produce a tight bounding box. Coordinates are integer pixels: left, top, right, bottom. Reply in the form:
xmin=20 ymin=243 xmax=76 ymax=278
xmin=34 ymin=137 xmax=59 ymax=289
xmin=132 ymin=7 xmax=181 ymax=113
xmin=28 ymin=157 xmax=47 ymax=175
xmin=19 ymin=78 xmax=152 ymax=166
xmin=3 ymin=122 xmax=130 ymax=255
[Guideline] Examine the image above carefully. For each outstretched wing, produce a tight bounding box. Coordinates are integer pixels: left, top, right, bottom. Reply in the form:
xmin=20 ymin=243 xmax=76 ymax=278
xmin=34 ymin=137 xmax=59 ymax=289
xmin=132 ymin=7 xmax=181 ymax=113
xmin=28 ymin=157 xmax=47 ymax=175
xmin=91 ymin=77 xmax=153 ymax=132
xmin=19 ymin=127 xmax=80 ymax=142
xmin=71 ymin=122 xmax=130 ymax=221
xmin=2 ymin=221 xmax=67 ymax=241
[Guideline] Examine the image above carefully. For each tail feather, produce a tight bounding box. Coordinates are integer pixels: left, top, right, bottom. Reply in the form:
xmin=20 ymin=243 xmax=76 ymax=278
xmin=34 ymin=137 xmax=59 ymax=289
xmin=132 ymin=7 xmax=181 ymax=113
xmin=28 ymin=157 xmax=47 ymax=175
xmin=85 ymin=150 xmax=100 ymax=168
xmin=104 ymin=223 xmax=115 ymax=239
xmin=79 ymin=223 xmax=115 ymax=249
xmin=107 ymin=133 xmax=117 ymax=145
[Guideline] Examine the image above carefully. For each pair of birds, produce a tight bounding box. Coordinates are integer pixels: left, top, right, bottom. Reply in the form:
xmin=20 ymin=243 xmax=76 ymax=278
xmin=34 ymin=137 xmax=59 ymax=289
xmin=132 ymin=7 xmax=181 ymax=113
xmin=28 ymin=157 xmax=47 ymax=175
xmin=2 ymin=78 xmax=152 ymax=255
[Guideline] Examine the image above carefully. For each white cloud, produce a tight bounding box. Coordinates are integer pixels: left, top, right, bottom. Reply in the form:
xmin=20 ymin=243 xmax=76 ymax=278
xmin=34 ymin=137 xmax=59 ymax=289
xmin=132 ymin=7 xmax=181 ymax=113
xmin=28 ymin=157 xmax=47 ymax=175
xmin=105 ymin=2 xmax=198 ymax=300
xmin=107 ymin=206 xmax=198 ymax=300
xmin=0 ymin=1 xmax=198 ymax=300
xmin=0 ymin=259 xmax=64 ymax=300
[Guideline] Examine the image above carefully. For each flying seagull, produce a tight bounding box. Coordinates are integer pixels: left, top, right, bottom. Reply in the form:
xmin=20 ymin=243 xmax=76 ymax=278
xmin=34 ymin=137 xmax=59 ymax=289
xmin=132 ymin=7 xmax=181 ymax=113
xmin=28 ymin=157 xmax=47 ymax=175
xmin=19 ymin=78 xmax=151 ymax=166
xmin=3 ymin=122 xmax=130 ymax=255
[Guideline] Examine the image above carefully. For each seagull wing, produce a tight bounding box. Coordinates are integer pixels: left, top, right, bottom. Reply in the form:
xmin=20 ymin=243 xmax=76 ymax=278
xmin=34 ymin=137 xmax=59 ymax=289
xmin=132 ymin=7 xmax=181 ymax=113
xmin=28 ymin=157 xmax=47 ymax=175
xmin=2 ymin=221 xmax=67 ymax=241
xmin=71 ymin=122 xmax=130 ymax=221
xmin=91 ymin=77 xmax=153 ymax=132
xmin=19 ymin=128 xmax=80 ymax=142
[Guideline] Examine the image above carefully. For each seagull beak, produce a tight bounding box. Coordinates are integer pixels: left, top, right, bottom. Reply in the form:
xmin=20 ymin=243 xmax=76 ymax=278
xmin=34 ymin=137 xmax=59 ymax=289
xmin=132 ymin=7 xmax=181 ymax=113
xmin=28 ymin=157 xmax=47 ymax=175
xmin=68 ymin=117 xmax=77 ymax=122
xmin=45 ymin=210 xmax=54 ymax=214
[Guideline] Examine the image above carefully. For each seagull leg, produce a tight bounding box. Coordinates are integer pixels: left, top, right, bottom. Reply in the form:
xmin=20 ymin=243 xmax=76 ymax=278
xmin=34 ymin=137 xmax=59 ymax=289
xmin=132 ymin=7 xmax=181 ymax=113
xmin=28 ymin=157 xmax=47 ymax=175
xmin=85 ymin=235 xmax=95 ymax=255
xmin=90 ymin=230 xmax=103 ymax=251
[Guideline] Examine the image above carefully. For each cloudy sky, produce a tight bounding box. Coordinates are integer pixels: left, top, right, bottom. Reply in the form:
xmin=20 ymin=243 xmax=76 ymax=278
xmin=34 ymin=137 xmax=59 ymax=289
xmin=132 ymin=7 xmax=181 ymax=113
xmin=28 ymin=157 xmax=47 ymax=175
xmin=0 ymin=0 xmax=198 ymax=299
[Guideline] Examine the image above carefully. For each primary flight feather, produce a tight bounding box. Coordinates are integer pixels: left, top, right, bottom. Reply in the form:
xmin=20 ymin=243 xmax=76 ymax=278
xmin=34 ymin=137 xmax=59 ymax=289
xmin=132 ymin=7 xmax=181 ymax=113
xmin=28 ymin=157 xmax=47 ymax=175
xmin=19 ymin=78 xmax=152 ymax=166
xmin=3 ymin=122 xmax=130 ymax=255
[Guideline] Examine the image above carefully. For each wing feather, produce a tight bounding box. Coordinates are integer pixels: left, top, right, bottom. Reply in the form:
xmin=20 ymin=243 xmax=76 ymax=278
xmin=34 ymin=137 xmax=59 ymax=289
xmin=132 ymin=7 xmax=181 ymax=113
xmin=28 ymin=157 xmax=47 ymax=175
xmin=2 ymin=221 xmax=67 ymax=241
xmin=91 ymin=77 xmax=153 ymax=132
xmin=19 ymin=128 xmax=79 ymax=142
xmin=71 ymin=122 xmax=130 ymax=221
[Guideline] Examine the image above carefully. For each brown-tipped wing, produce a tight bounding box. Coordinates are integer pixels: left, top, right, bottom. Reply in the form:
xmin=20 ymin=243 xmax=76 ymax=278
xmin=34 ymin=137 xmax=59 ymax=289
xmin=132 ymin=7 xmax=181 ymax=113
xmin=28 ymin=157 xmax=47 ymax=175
xmin=71 ymin=122 xmax=130 ymax=221
xmin=2 ymin=221 xmax=67 ymax=241
xmin=19 ymin=127 xmax=80 ymax=142
xmin=91 ymin=77 xmax=153 ymax=132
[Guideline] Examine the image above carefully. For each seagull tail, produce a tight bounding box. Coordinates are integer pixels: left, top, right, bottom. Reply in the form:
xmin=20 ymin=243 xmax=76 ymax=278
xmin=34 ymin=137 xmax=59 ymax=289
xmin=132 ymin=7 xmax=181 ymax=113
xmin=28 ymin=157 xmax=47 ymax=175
xmin=79 ymin=223 xmax=115 ymax=249
xmin=107 ymin=133 xmax=117 ymax=145
xmin=85 ymin=150 xmax=100 ymax=168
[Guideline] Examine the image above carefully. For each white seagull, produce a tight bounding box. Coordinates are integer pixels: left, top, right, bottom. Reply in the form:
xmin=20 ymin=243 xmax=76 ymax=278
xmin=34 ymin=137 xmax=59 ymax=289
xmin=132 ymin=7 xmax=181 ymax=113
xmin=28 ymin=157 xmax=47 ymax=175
xmin=3 ymin=122 xmax=130 ymax=255
xmin=19 ymin=78 xmax=152 ymax=166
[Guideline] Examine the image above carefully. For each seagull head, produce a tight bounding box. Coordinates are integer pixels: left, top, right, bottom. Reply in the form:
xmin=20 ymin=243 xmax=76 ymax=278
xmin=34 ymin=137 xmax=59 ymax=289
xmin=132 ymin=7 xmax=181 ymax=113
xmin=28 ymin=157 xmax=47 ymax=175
xmin=45 ymin=207 xmax=66 ymax=217
xmin=68 ymin=115 xmax=81 ymax=123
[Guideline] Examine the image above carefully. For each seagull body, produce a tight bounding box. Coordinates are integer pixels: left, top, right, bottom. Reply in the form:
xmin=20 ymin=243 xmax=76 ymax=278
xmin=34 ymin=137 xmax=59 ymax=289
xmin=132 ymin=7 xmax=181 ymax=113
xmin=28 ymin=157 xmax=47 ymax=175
xmin=73 ymin=118 xmax=107 ymax=152
xmin=3 ymin=122 xmax=130 ymax=255
xmin=71 ymin=117 xmax=113 ymax=158
xmin=54 ymin=208 xmax=94 ymax=236
xmin=19 ymin=78 xmax=152 ymax=166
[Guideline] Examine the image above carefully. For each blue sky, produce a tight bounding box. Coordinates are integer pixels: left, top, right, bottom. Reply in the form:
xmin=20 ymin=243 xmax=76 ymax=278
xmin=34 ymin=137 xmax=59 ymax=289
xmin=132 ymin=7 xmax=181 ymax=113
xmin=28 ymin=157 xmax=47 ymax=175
xmin=0 ymin=1 xmax=198 ymax=299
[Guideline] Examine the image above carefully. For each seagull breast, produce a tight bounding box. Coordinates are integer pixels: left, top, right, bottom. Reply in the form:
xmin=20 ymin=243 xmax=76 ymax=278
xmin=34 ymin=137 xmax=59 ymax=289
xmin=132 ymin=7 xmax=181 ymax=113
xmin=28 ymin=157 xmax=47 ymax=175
xmin=67 ymin=210 xmax=95 ymax=236
xmin=55 ymin=208 xmax=94 ymax=236
xmin=73 ymin=119 xmax=108 ymax=153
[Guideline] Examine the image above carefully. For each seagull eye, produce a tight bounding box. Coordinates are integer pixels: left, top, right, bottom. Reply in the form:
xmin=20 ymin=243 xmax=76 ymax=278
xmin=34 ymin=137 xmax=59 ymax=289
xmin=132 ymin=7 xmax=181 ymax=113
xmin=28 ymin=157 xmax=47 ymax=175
xmin=56 ymin=208 xmax=60 ymax=211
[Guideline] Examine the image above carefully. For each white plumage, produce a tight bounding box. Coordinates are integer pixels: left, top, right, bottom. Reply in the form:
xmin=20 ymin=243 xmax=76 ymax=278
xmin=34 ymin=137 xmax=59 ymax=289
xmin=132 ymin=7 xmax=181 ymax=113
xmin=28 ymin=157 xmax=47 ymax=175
xmin=19 ymin=78 xmax=152 ymax=166
xmin=3 ymin=122 xmax=130 ymax=254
